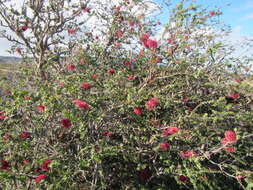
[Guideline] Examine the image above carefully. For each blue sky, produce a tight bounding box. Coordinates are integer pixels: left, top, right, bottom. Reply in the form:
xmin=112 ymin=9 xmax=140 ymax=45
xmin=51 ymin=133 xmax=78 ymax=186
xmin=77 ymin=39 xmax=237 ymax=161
xmin=155 ymin=0 xmax=253 ymax=36
xmin=0 ymin=0 xmax=252 ymax=56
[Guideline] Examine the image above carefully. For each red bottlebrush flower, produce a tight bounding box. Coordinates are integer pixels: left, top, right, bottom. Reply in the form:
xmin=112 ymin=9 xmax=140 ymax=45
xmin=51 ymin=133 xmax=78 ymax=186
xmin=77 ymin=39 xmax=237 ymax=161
xmin=40 ymin=160 xmax=52 ymax=172
xmin=73 ymin=99 xmax=90 ymax=110
xmin=37 ymin=105 xmax=45 ymax=112
xmin=1 ymin=160 xmax=10 ymax=170
xmin=82 ymin=8 xmax=90 ymax=13
xmin=66 ymin=64 xmax=76 ymax=71
xmin=128 ymin=75 xmax=135 ymax=81
xmin=180 ymin=151 xmax=194 ymax=159
xmin=24 ymin=96 xmax=31 ymax=100
xmin=20 ymin=131 xmax=30 ymax=139
xmin=162 ymin=128 xmax=169 ymax=137
xmin=0 ymin=114 xmax=6 ymax=119
xmin=179 ymin=175 xmax=189 ymax=183
xmin=209 ymin=11 xmax=215 ymax=16
xmin=21 ymin=25 xmax=28 ymax=31
xmin=58 ymin=81 xmax=65 ymax=86
xmin=35 ymin=174 xmax=46 ymax=183
xmin=81 ymin=82 xmax=91 ymax=89
xmin=123 ymin=61 xmax=131 ymax=66
xmin=133 ymin=107 xmax=142 ymax=115
xmin=102 ymin=131 xmax=112 ymax=137
xmin=143 ymin=39 xmax=158 ymax=49
xmin=162 ymin=127 xmax=179 ymax=137
xmin=228 ymin=93 xmax=240 ymax=99
xmin=108 ymin=68 xmax=115 ymax=75
xmin=224 ymin=130 xmax=237 ymax=143
xmin=221 ymin=137 xmax=229 ymax=145
xmin=159 ymin=142 xmax=170 ymax=151
xmin=146 ymin=97 xmax=159 ymax=110
xmin=138 ymin=168 xmax=151 ymax=181
xmin=140 ymin=33 xmax=150 ymax=41
xmin=16 ymin=48 xmax=22 ymax=54
xmin=68 ymin=29 xmax=77 ymax=35
xmin=225 ymin=147 xmax=235 ymax=153
xmin=92 ymin=74 xmax=97 ymax=79
xmin=156 ymin=20 xmax=161 ymax=25
xmin=61 ymin=118 xmax=72 ymax=128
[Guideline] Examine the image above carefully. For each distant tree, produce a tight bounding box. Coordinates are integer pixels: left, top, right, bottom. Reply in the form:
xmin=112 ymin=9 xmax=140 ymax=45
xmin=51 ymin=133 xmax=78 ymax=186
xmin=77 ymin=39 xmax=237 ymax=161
xmin=0 ymin=0 xmax=91 ymax=72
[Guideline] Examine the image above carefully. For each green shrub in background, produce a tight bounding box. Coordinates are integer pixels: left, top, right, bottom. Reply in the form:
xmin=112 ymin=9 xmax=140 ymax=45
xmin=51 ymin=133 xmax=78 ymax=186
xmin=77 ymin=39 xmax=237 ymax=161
xmin=0 ymin=0 xmax=253 ymax=189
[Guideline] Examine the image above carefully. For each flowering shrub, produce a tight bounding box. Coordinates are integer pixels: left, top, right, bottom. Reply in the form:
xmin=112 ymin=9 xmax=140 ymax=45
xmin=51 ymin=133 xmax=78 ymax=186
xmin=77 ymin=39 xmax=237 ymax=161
xmin=0 ymin=0 xmax=253 ymax=189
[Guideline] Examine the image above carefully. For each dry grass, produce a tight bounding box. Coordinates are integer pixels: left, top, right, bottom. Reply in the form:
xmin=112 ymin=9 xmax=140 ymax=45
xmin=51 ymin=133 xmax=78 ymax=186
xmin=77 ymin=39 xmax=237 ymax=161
xmin=0 ymin=62 xmax=19 ymax=76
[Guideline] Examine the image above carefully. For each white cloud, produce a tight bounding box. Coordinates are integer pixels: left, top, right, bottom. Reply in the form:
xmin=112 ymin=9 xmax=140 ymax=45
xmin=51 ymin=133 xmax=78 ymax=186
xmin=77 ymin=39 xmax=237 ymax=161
xmin=243 ymin=13 xmax=253 ymax=20
xmin=0 ymin=0 xmax=159 ymax=56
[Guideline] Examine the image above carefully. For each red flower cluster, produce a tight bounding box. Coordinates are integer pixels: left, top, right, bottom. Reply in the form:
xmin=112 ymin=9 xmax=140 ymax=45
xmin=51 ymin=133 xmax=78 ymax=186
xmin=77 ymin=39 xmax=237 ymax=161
xmin=209 ymin=11 xmax=215 ymax=16
xmin=35 ymin=174 xmax=46 ymax=183
xmin=224 ymin=147 xmax=235 ymax=153
xmin=140 ymin=33 xmax=158 ymax=49
xmin=40 ymin=159 xmax=52 ymax=172
xmin=1 ymin=160 xmax=10 ymax=170
xmin=20 ymin=131 xmax=30 ymax=139
xmin=73 ymin=99 xmax=90 ymax=110
xmin=123 ymin=60 xmax=131 ymax=66
xmin=61 ymin=118 xmax=72 ymax=128
xmin=81 ymin=82 xmax=91 ymax=89
xmin=24 ymin=96 xmax=31 ymax=100
xmin=37 ymin=105 xmax=45 ymax=112
xmin=180 ymin=151 xmax=194 ymax=159
xmin=159 ymin=142 xmax=170 ymax=151
xmin=221 ymin=130 xmax=237 ymax=146
xmin=102 ymin=131 xmax=112 ymax=137
xmin=58 ymin=81 xmax=65 ymax=86
xmin=146 ymin=97 xmax=159 ymax=110
xmin=92 ymin=74 xmax=97 ymax=79
xmin=82 ymin=8 xmax=91 ymax=13
xmin=21 ymin=25 xmax=28 ymax=31
xmin=68 ymin=29 xmax=77 ymax=35
xmin=133 ymin=107 xmax=142 ymax=115
xmin=66 ymin=64 xmax=76 ymax=71
xmin=128 ymin=75 xmax=135 ymax=81
xmin=228 ymin=93 xmax=240 ymax=99
xmin=0 ymin=111 xmax=6 ymax=119
xmin=108 ymin=68 xmax=115 ymax=75
xmin=162 ymin=126 xmax=179 ymax=137
xmin=179 ymin=175 xmax=189 ymax=183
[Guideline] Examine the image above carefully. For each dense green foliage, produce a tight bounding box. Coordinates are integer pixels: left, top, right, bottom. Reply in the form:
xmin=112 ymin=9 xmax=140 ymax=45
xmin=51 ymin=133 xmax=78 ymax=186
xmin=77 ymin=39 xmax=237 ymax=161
xmin=0 ymin=0 xmax=253 ymax=189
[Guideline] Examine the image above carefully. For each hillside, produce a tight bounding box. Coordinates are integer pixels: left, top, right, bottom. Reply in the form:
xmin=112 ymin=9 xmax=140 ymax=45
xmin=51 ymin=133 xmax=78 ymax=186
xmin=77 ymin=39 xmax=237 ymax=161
xmin=0 ymin=56 xmax=21 ymax=76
